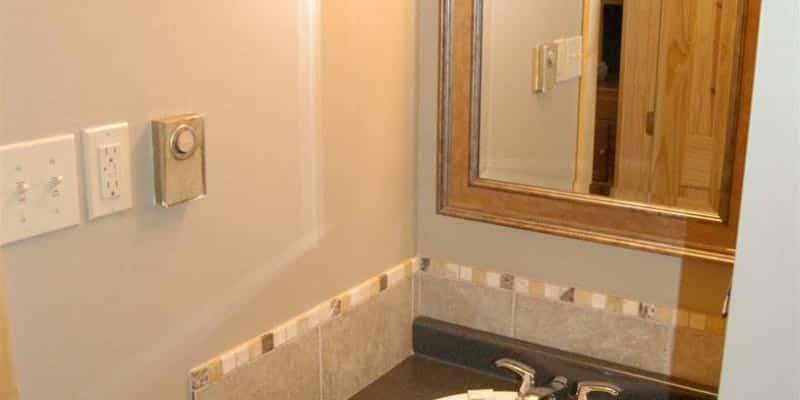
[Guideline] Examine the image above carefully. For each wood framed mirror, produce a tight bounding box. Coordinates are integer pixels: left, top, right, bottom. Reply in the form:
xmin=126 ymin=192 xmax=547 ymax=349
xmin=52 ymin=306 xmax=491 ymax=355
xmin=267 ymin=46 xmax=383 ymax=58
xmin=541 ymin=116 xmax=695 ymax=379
xmin=437 ymin=0 xmax=761 ymax=263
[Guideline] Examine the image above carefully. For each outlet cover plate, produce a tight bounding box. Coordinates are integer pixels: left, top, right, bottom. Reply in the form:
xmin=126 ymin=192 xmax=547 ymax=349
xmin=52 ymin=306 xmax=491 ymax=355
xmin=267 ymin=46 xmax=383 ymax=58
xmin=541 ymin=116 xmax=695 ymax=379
xmin=82 ymin=122 xmax=133 ymax=220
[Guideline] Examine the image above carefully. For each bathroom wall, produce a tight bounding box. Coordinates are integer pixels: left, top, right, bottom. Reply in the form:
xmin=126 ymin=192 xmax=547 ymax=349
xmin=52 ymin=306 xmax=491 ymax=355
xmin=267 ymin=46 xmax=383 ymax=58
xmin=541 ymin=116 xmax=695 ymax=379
xmin=417 ymin=0 xmax=732 ymax=314
xmin=720 ymin=0 xmax=800 ymax=396
xmin=0 ymin=1 xmax=417 ymax=399
xmin=479 ymin=0 xmax=582 ymax=190
xmin=0 ymin=265 xmax=17 ymax=400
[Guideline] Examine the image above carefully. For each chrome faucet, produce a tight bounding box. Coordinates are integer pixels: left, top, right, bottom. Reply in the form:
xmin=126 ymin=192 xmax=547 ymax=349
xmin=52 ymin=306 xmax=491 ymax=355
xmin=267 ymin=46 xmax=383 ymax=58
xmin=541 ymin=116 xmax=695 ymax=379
xmin=575 ymin=381 xmax=622 ymax=400
xmin=495 ymin=359 xmax=535 ymax=399
xmin=495 ymin=358 xmax=569 ymax=400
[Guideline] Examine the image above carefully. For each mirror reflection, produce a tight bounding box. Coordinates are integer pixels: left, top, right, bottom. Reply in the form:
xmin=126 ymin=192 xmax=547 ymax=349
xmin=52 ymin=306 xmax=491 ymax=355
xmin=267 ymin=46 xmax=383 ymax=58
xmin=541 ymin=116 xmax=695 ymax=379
xmin=478 ymin=0 xmax=739 ymax=215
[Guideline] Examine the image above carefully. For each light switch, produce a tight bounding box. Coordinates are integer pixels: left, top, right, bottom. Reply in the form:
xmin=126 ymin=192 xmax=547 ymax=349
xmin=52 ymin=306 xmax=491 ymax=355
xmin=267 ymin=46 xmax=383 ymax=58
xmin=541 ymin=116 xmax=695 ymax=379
xmin=0 ymin=135 xmax=81 ymax=245
xmin=533 ymin=43 xmax=559 ymax=93
xmin=82 ymin=123 xmax=133 ymax=220
xmin=555 ymin=36 xmax=583 ymax=83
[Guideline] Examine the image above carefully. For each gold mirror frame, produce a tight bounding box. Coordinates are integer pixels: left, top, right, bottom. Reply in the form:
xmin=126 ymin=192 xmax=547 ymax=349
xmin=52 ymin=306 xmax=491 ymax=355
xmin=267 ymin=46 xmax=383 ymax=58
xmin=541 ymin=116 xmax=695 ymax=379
xmin=437 ymin=0 xmax=762 ymax=263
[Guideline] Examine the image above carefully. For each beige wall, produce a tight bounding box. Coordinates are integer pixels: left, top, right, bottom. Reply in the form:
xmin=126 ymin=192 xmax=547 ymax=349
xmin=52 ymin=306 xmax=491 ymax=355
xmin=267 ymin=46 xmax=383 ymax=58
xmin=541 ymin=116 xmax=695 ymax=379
xmin=480 ymin=0 xmax=583 ymax=190
xmin=0 ymin=264 xmax=18 ymax=400
xmin=417 ymin=0 xmax=731 ymax=312
xmin=0 ymin=1 xmax=416 ymax=399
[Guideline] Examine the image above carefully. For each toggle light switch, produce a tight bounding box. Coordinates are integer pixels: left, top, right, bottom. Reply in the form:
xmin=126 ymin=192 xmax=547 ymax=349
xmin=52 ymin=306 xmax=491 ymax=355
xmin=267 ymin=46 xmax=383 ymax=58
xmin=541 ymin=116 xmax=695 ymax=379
xmin=0 ymin=134 xmax=81 ymax=246
xmin=533 ymin=43 xmax=559 ymax=93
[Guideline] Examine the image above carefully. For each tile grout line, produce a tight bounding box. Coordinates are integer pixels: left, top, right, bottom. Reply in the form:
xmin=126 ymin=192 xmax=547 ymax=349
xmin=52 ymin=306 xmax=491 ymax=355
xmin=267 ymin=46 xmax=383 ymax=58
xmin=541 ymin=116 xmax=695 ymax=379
xmin=317 ymin=326 xmax=324 ymax=400
xmin=418 ymin=269 xmax=424 ymax=319
xmin=411 ymin=260 xmax=416 ymax=318
xmin=511 ymin=292 xmax=518 ymax=337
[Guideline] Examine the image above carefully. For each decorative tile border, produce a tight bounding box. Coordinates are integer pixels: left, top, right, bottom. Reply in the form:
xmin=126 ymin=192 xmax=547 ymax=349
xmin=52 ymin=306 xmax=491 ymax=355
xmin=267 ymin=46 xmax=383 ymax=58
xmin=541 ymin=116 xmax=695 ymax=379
xmin=418 ymin=257 xmax=727 ymax=337
xmin=190 ymin=258 xmax=416 ymax=393
xmin=191 ymin=256 xmax=726 ymax=394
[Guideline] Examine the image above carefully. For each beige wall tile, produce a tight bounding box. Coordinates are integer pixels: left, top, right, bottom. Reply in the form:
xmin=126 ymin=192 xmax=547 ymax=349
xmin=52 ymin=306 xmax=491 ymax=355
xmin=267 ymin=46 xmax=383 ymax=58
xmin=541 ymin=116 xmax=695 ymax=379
xmin=418 ymin=274 xmax=514 ymax=336
xmin=321 ymin=280 xmax=413 ymax=400
xmin=195 ymin=330 xmax=320 ymax=400
xmin=669 ymin=327 xmax=726 ymax=387
xmin=515 ymin=295 xmax=671 ymax=374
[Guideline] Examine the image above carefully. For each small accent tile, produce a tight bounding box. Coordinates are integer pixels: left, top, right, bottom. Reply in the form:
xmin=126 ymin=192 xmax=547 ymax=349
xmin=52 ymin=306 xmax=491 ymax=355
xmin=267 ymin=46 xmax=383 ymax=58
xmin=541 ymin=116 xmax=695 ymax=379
xmin=486 ymin=272 xmax=501 ymax=288
xmin=622 ymin=300 xmax=639 ymax=316
xmin=405 ymin=259 xmax=415 ymax=276
xmin=379 ymin=274 xmax=389 ymax=291
xmin=272 ymin=326 xmax=288 ymax=348
xmin=677 ymin=310 xmax=690 ymax=327
xmin=655 ymin=307 xmax=676 ymax=325
xmin=706 ymin=316 xmax=727 ymax=336
xmin=207 ymin=359 xmax=223 ymax=384
xmin=689 ymin=312 xmax=708 ymax=330
xmin=350 ymin=279 xmax=380 ymax=307
xmin=529 ymin=281 xmax=545 ymax=298
xmin=639 ymin=303 xmax=656 ymax=320
xmin=445 ymin=263 xmax=460 ymax=280
xmin=560 ymin=288 xmax=575 ymax=303
xmin=221 ymin=350 xmax=236 ymax=374
xmin=191 ymin=366 xmax=210 ymax=391
xmin=473 ymin=269 xmax=487 ymax=287
xmin=234 ymin=344 xmax=250 ymax=368
xmin=500 ymin=274 xmax=515 ymax=290
xmin=420 ymin=258 xmax=431 ymax=272
xmin=606 ymin=296 xmax=624 ymax=313
xmin=387 ymin=264 xmax=406 ymax=287
xmin=459 ymin=266 xmax=473 ymax=282
xmin=591 ymin=293 xmax=607 ymax=310
xmin=574 ymin=289 xmax=592 ymax=307
xmin=514 ymin=278 xmax=530 ymax=294
xmin=261 ymin=333 xmax=275 ymax=354
xmin=544 ymin=284 xmax=563 ymax=300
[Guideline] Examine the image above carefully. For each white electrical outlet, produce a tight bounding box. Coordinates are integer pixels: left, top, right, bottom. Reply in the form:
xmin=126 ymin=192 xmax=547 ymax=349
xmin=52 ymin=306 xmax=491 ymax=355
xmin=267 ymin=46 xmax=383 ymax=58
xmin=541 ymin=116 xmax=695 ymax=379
xmin=82 ymin=123 xmax=133 ymax=220
xmin=0 ymin=134 xmax=81 ymax=246
xmin=98 ymin=144 xmax=121 ymax=199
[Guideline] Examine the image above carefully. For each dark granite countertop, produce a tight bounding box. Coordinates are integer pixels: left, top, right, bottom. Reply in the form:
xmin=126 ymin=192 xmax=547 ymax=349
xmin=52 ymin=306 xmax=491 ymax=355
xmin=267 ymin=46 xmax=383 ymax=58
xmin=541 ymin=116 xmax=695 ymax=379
xmin=351 ymin=355 xmax=518 ymax=400
xmin=351 ymin=318 xmax=717 ymax=400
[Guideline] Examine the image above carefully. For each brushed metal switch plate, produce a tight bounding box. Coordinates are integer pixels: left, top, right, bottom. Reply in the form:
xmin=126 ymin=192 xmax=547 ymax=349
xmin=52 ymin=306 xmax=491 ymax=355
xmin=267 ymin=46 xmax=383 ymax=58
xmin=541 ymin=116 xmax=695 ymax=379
xmin=151 ymin=113 xmax=207 ymax=208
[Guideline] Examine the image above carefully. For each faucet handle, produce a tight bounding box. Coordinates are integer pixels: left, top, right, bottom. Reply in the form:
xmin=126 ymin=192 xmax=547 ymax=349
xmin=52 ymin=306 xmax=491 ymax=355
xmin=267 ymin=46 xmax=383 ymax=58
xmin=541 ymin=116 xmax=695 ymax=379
xmin=495 ymin=358 xmax=536 ymax=397
xmin=576 ymin=381 xmax=622 ymax=400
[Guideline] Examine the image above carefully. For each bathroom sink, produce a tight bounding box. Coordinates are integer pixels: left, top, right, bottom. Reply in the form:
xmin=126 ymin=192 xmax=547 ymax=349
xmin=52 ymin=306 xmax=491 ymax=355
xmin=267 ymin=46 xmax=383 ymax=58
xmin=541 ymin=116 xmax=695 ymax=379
xmin=436 ymin=390 xmax=518 ymax=400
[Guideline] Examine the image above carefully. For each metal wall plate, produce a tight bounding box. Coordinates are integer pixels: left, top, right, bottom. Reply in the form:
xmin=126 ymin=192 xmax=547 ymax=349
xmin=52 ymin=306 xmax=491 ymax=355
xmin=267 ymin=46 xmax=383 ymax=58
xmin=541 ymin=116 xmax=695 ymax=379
xmin=151 ymin=113 xmax=207 ymax=207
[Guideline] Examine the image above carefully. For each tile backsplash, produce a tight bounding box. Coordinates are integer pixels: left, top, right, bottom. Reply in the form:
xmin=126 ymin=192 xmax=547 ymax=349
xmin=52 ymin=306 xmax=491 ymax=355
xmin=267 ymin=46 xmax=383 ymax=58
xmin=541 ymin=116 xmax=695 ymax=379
xmin=190 ymin=259 xmax=415 ymax=399
xmin=189 ymin=256 xmax=727 ymax=399
xmin=416 ymin=257 xmax=727 ymax=386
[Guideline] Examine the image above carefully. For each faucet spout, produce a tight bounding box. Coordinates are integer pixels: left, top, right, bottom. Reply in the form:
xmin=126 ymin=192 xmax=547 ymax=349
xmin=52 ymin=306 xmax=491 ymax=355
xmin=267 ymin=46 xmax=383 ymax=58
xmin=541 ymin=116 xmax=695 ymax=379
xmin=529 ymin=376 xmax=569 ymax=399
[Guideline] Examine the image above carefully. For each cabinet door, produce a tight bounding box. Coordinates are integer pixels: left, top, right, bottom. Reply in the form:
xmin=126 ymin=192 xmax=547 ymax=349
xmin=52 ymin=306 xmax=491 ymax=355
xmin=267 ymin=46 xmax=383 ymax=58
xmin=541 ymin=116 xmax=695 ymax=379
xmin=649 ymin=0 xmax=744 ymax=214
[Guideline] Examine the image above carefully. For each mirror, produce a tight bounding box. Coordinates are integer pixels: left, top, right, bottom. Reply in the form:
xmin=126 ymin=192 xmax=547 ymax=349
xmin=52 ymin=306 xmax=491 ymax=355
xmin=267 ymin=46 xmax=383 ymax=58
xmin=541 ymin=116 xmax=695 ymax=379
xmin=478 ymin=0 xmax=741 ymax=216
xmin=438 ymin=0 xmax=760 ymax=262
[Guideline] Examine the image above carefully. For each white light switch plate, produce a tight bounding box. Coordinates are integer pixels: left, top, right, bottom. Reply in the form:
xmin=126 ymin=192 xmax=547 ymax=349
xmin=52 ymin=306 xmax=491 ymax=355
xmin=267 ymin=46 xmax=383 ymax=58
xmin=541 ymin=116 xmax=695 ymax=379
xmin=82 ymin=123 xmax=133 ymax=220
xmin=555 ymin=36 xmax=583 ymax=82
xmin=0 ymin=135 xmax=81 ymax=246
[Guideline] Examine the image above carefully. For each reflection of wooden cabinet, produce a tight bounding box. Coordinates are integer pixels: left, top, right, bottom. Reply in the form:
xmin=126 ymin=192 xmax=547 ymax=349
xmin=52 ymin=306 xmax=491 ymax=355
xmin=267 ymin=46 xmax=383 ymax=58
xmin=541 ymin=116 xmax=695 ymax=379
xmin=591 ymin=84 xmax=618 ymax=195
xmin=614 ymin=0 xmax=743 ymax=214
